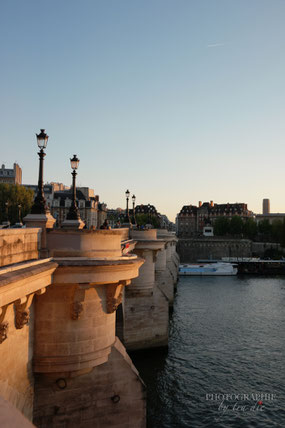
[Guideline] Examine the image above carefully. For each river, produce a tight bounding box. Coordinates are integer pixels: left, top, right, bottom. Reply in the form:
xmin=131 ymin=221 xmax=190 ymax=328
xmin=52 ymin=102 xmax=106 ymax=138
xmin=131 ymin=276 xmax=285 ymax=428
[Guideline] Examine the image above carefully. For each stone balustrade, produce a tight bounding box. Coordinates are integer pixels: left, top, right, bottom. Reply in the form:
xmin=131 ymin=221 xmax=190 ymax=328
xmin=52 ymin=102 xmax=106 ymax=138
xmin=0 ymin=228 xmax=41 ymax=267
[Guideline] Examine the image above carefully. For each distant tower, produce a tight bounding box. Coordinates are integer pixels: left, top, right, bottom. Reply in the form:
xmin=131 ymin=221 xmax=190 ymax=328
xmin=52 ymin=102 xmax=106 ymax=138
xmin=263 ymin=199 xmax=270 ymax=215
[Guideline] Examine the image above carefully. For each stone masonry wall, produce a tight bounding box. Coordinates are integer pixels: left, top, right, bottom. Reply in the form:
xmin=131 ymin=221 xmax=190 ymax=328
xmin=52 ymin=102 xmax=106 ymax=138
xmin=0 ymin=229 xmax=40 ymax=267
xmin=123 ymin=286 xmax=169 ymax=351
xmin=0 ymin=302 xmax=34 ymax=420
xmin=178 ymin=238 xmax=252 ymax=262
xmin=33 ymin=338 xmax=146 ymax=428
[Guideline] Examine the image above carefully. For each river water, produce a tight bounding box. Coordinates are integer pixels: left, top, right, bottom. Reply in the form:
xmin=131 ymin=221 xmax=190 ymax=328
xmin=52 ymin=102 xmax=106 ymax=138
xmin=131 ymin=276 xmax=285 ymax=428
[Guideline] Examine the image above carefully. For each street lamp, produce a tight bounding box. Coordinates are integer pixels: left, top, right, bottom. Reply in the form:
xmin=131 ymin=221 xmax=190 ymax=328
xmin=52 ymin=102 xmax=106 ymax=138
xmin=132 ymin=194 xmax=136 ymax=225
xmin=66 ymin=155 xmax=80 ymax=220
xmin=5 ymin=201 xmax=9 ymax=222
xmin=124 ymin=189 xmax=130 ymax=223
xmin=18 ymin=204 xmax=22 ymax=224
xmin=148 ymin=204 xmax=151 ymax=224
xmin=31 ymin=129 xmax=49 ymax=214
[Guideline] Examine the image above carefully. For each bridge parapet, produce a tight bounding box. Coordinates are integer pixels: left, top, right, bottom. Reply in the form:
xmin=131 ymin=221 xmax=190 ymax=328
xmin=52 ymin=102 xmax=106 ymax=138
xmin=0 ymin=228 xmax=41 ymax=267
xmin=0 ymin=228 xmax=57 ymax=420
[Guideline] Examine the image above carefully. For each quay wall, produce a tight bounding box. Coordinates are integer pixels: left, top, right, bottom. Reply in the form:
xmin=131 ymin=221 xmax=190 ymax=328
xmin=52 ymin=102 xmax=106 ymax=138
xmin=178 ymin=238 xmax=251 ymax=262
xmin=251 ymin=242 xmax=284 ymax=257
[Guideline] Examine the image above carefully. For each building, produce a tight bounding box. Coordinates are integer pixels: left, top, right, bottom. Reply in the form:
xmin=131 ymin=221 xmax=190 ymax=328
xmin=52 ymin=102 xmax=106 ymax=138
xmin=0 ymin=163 xmax=22 ymax=185
xmin=256 ymin=213 xmax=285 ymax=225
xmin=263 ymin=198 xmax=270 ymax=215
xmin=51 ymin=187 xmax=107 ymax=229
xmin=177 ymin=201 xmax=252 ymax=237
xmin=24 ymin=183 xmax=107 ymax=228
xmin=107 ymin=208 xmax=124 ymax=227
xmin=256 ymin=198 xmax=285 ymax=225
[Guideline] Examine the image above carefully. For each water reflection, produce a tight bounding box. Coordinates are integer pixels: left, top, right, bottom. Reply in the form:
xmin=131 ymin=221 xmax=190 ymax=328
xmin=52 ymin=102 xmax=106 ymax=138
xmin=131 ymin=276 xmax=285 ymax=428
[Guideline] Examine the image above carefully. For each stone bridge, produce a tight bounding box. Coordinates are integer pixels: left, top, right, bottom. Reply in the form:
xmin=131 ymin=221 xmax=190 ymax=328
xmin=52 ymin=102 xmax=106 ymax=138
xmin=0 ymin=225 xmax=179 ymax=427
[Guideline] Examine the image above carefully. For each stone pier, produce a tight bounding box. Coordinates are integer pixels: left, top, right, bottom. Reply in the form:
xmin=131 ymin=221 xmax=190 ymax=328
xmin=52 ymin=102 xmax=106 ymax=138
xmin=0 ymin=228 xmax=146 ymax=428
xmin=33 ymin=229 xmax=145 ymax=427
xmin=121 ymin=229 xmax=179 ymax=351
xmin=156 ymin=230 xmax=179 ymax=306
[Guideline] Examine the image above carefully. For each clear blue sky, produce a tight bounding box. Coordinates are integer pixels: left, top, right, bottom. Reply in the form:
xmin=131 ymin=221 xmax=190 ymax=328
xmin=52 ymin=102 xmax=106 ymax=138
xmin=1 ymin=0 xmax=285 ymax=221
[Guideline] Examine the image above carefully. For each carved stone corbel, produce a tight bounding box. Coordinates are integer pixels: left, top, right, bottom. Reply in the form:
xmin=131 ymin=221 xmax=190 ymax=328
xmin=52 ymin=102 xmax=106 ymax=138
xmin=71 ymin=286 xmax=86 ymax=320
xmin=106 ymin=281 xmax=129 ymax=314
xmin=153 ymin=249 xmax=161 ymax=263
xmin=0 ymin=305 xmax=9 ymax=344
xmin=14 ymin=293 xmax=35 ymax=329
xmin=133 ymin=249 xmax=144 ymax=258
xmin=36 ymin=287 xmax=47 ymax=296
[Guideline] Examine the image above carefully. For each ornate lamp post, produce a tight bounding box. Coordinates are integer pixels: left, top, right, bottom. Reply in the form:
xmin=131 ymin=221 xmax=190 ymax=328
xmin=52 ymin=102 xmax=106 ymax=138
xmin=18 ymin=204 xmax=22 ymax=225
xmin=5 ymin=201 xmax=9 ymax=223
xmin=124 ymin=189 xmax=130 ymax=223
xmin=132 ymin=194 xmax=136 ymax=225
xmin=31 ymin=129 xmax=49 ymax=214
xmin=66 ymin=155 xmax=80 ymax=220
xmin=147 ymin=204 xmax=151 ymax=224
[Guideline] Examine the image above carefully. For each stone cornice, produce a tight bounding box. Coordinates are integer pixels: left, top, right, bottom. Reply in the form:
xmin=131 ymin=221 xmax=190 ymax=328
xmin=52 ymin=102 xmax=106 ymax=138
xmin=52 ymin=257 xmax=144 ymax=285
xmin=0 ymin=259 xmax=57 ymax=343
xmin=133 ymin=240 xmax=165 ymax=251
xmin=0 ymin=260 xmax=58 ymax=308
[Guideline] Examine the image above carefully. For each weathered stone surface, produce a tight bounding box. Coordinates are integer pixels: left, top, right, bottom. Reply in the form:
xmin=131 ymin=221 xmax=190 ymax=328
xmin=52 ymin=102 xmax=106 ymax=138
xmin=47 ymin=228 xmax=130 ymax=258
xmin=0 ymin=258 xmax=57 ymax=421
xmin=0 ymin=396 xmax=35 ymax=427
xmin=0 ymin=303 xmax=34 ymax=420
xmin=33 ymin=338 xmax=146 ymax=428
xmin=123 ymin=283 xmax=169 ymax=350
xmin=178 ymin=237 xmax=251 ymax=262
xmin=34 ymin=284 xmax=116 ymax=373
xmin=0 ymin=229 xmax=41 ymax=267
xmin=0 ymin=228 xmax=147 ymax=428
xmin=121 ymin=229 xmax=178 ymax=351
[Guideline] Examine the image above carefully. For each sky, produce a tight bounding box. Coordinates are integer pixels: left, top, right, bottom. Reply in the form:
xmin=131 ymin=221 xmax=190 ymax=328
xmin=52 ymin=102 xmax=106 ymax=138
xmin=1 ymin=0 xmax=285 ymax=221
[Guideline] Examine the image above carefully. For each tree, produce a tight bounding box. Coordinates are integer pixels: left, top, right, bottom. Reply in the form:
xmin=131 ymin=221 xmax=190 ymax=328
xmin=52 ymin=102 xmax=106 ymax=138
xmin=258 ymin=219 xmax=272 ymax=241
xmin=136 ymin=213 xmax=160 ymax=228
xmin=0 ymin=184 xmax=34 ymax=225
xmin=271 ymin=220 xmax=283 ymax=243
xmin=243 ymin=218 xmax=258 ymax=240
xmin=229 ymin=216 xmax=243 ymax=236
xmin=214 ymin=217 xmax=230 ymax=236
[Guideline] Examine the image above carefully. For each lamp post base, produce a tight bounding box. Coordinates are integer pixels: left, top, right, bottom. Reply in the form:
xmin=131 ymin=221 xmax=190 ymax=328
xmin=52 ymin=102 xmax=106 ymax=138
xmin=62 ymin=218 xmax=85 ymax=229
xmin=23 ymin=212 xmax=56 ymax=258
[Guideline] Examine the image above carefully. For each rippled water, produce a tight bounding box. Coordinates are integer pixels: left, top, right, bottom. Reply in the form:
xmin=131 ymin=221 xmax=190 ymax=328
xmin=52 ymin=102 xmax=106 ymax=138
xmin=132 ymin=276 xmax=285 ymax=428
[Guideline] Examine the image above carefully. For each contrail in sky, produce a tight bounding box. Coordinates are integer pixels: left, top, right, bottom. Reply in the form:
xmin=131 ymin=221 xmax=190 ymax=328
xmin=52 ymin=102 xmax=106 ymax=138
xmin=207 ymin=43 xmax=225 ymax=48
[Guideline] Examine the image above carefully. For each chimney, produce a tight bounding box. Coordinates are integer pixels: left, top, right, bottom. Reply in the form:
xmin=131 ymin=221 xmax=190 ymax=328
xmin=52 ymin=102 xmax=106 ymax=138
xmin=198 ymin=201 xmax=202 ymax=207
xmin=210 ymin=200 xmax=214 ymax=207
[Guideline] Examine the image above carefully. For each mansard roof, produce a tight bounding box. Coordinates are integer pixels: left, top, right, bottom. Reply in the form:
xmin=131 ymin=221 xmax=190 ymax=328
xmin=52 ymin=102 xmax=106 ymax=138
xmin=135 ymin=204 xmax=158 ymax=215
xmin=179 ymin=202 xmax=249 ymax=216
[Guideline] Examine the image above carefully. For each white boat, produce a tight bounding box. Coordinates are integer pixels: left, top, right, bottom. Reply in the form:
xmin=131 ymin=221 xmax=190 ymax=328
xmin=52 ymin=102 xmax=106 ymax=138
xmin=179 ymin=262 xmax=238 ymax=276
